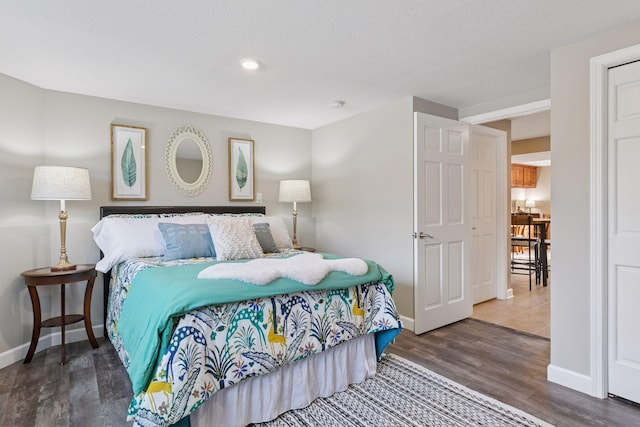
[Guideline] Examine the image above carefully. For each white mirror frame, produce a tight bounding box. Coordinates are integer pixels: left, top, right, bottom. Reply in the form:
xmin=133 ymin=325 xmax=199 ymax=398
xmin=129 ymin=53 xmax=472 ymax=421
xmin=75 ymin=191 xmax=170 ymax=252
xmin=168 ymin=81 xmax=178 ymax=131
xmin=165 ymin=125 xmax=212 ymax=197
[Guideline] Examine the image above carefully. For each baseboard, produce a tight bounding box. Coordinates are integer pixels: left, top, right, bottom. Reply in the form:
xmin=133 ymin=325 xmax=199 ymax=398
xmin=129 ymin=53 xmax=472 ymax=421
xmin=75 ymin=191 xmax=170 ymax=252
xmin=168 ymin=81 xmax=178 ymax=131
xmin=547 ymin=363 xmax=594 ymax=396
xmin=505 ymin=287 xmax=514 ymax=299
xmin=400 ymin=315 xmax=414 ymax=332
xmin=0 ymin=324 xmax=104 ymax=369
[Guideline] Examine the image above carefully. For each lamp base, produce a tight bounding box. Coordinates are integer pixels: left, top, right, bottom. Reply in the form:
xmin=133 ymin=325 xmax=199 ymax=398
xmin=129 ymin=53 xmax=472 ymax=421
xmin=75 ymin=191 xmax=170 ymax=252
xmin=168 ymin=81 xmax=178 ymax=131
xmin=51 ymin=260 xmax=77 ymax=272
xmin=291 ymin=208 xmax=301 ymax=250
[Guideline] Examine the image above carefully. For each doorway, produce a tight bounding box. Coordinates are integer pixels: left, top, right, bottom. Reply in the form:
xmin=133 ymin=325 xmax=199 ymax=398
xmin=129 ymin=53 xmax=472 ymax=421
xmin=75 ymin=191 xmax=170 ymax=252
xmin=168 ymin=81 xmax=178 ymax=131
xmin=415 ymin=103 xmax=551 ymax=337
xmin=469 ymin=110 xmax=552 ymax=338
xmin=413 ymin=113 xmax=508 ymax=334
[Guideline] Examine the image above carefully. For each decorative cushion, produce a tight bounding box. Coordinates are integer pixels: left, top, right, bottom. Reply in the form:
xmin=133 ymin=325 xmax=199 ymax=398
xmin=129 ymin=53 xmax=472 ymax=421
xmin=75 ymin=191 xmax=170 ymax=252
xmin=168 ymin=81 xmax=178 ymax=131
xmin=250 ymin=216 xmax=293 ymax=249
xmin=252 ymin=223 xmax=279 ymax=254
xmin=158 ymin=223 xmax=215 ymax=261
xmin=207 ymin=217 xmax=264 ymax=261
xmin=92 ymin=213 xmax=209 ymax=272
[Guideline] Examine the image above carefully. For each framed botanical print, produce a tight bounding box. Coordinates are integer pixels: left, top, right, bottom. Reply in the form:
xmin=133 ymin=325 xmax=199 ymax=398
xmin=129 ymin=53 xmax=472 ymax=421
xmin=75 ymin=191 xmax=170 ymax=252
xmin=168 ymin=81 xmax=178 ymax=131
xmin=111 ymin=124 xmax=148 ymax=200
xmin=228 ymin=137 xmax=255 ymax=201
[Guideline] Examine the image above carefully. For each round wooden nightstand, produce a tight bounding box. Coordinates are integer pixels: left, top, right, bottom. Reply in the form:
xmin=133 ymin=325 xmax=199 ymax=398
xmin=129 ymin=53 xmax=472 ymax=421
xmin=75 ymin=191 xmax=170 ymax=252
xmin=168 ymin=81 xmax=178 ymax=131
xmin=21 ymin=264 xmax=99 ymax=364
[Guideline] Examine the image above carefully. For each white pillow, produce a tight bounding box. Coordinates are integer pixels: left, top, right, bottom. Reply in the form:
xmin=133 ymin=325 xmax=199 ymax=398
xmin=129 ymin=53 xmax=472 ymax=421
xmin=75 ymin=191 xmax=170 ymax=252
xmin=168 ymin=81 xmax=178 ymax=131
xmin=250 ymin=216 xmax=293 ymax=249
xmin=207 ymin=217 xmax=264 ymax=261
xmin=92 ymin=213 xmax=209 ymax=272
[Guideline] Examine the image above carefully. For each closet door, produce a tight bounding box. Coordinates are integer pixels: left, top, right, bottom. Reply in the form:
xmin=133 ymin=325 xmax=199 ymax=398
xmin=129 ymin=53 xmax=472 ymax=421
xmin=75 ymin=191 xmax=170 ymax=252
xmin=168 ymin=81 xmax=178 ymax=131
xmin=608 ymin=59 xmax=640 ymax=404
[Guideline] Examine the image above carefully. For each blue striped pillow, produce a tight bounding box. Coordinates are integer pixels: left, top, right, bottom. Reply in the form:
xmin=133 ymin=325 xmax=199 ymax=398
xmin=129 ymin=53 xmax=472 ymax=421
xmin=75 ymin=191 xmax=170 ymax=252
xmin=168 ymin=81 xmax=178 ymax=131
xmin=158 ymin=223 xmax=216 ymax=261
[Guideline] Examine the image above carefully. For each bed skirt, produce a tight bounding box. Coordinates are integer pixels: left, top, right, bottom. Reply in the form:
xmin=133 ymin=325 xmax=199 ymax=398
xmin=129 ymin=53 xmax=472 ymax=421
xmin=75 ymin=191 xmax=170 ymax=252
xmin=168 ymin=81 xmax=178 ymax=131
xmin=191 ymin=333 xmax=377 ymax=427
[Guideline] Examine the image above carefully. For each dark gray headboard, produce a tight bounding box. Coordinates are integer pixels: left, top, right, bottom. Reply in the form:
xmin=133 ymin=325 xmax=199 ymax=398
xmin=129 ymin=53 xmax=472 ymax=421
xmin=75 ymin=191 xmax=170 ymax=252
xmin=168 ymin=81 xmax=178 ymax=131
xmin=99 ymin=205 xmax=266 ymax=336
xmin=100 ymin=205 xmax=265 ymax=218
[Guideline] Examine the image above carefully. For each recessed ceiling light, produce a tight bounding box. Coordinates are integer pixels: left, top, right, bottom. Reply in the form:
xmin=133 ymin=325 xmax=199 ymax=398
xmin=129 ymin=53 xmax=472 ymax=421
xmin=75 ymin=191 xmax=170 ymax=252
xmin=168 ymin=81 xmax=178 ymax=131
xmin=241 ymin=59 xmax=260 ymax=70
xmin=332 ymin=100 xmax=346 ymax=109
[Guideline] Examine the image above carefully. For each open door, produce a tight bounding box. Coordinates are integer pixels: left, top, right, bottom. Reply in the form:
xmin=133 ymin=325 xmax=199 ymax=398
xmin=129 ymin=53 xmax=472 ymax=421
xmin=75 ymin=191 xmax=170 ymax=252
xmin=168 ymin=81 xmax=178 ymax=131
xmin=470 ymin=125 xmax=507 ymax=304
xmin=414 ymin=113 xmax=507 ymax=334
xmin=414 ymin=112 xmax=472 ymax=334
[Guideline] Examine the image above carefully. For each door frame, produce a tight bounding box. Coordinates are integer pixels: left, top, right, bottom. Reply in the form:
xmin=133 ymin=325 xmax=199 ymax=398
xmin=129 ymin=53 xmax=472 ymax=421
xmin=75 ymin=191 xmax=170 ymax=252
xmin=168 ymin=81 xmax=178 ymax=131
xmin=590 ymin=43 xmax=640 ymax=398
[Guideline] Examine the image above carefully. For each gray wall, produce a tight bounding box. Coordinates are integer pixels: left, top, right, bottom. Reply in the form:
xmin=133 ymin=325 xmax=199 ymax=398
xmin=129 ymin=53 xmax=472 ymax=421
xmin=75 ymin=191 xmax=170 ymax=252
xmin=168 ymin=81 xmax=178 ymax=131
xmin=0 ymin=73 xmax=312 ymax=362
xmin=0 ymin=74 xmax=48 ymax=356
xmin=311 ymin=96 xmax=457 ymax=320
xmin=550 ymin=22 xmax=640 ymax=379
xmin=312 ymin=98 xmax=415 ymax=317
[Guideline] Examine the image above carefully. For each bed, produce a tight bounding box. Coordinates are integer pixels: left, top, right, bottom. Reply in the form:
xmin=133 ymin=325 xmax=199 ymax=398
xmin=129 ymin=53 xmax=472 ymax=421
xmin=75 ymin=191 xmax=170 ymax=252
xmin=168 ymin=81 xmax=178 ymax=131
xmin=96 ymin=206 xmax=402 ymax=427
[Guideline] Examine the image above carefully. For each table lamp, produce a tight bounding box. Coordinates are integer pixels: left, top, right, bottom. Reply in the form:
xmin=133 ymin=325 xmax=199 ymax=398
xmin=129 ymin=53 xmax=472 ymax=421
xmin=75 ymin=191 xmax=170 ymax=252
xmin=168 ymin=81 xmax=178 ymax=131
xmin=279 ymin=180 xmax=311 ymax=249
xmin=525 ymin=199 xmax=535 ymax=214
xmin=31 ymin=166 xmax=92 ymax=271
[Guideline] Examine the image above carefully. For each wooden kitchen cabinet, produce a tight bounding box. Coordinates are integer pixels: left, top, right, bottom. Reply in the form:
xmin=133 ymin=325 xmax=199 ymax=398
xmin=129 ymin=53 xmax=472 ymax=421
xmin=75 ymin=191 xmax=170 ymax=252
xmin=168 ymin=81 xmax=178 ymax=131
xmin=511 ymin=164 xmax=537 ymax=188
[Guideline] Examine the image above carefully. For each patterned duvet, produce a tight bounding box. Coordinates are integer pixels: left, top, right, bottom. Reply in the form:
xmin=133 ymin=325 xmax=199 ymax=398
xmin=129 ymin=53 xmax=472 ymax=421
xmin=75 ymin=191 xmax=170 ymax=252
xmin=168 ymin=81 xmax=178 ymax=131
xmin=106 ymin=254 xmax=402 ymax=427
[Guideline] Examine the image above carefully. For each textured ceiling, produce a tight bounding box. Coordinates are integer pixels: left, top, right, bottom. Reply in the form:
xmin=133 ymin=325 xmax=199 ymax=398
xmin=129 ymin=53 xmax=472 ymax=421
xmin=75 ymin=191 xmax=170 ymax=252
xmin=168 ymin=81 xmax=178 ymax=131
xmin=1 ymin=1 xmax=639 ymax=129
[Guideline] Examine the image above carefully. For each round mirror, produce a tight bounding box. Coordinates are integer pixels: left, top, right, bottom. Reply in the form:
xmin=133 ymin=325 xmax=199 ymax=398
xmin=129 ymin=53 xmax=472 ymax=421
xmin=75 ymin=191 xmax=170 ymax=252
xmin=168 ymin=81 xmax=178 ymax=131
xmin=165 ymin=126 xmax=212 ymax=196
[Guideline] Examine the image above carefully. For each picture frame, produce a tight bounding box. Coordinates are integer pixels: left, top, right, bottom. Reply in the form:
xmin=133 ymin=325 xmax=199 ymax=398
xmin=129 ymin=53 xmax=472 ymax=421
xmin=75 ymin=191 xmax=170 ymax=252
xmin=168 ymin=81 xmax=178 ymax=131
xmin=110 ymin=124 xmax=148 ymax=200
xmin=228 ymin=137 xmax=255 ymax=201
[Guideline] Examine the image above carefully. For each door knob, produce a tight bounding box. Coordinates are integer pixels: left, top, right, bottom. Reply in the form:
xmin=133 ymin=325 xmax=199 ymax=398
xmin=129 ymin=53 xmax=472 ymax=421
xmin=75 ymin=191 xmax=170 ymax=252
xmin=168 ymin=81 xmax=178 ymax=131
xmin=418 ymin=232 xmax=434 ymax=239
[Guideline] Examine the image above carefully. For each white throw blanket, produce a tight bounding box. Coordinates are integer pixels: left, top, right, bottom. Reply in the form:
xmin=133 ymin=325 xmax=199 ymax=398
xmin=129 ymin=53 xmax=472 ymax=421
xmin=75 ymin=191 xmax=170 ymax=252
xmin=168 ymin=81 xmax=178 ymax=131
xmin=197 ymin=252 xmax=368 ymax=285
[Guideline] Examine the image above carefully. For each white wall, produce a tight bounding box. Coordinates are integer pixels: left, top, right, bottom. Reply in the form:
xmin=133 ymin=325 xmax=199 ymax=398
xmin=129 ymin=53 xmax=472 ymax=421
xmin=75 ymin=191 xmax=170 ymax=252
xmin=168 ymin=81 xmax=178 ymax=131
xmin=311 ymin=96 xmax=457 ymax=320
xmin=527 ymin=165 xmax=551 ymax=214
xmin=0 ymin=73 xmax=312 ymax=364
xmin=529 ymin=166 xmax=551 ymax=216
xmin=549 ymin=22 xmax=640 ymax=384
xmin=312 ymin=98 xmax=415 ymax=317
xmin=0 ymin=74 xmax=49 ymax=357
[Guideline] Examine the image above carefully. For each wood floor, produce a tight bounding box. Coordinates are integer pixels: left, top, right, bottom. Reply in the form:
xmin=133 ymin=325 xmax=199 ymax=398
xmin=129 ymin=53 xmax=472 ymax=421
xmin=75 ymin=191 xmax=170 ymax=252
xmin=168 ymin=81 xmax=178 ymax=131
xmin=388 ymin=320 xmax=640 ymax=427
xmin=0 ymin=337 xmax=132 ymax=427
xmin=1 ymin=319 xmax=639 ymax=426
xmin=472 ymin=272 xmax=550 ymax=338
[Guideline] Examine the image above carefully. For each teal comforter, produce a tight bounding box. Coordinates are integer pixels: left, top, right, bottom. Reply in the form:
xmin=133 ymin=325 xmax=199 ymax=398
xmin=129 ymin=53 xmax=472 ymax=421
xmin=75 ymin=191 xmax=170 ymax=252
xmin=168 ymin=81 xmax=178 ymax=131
xmin=117 ymin=255 xmax=396 ymax=395
xmin=108 ymin=253 xmax=403 ymax=426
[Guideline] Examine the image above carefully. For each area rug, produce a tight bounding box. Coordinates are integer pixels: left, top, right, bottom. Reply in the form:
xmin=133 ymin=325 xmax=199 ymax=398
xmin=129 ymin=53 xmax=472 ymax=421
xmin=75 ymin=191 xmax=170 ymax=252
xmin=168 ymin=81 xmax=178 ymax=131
xmin=253 ymin=353 xmax=553 ymax=427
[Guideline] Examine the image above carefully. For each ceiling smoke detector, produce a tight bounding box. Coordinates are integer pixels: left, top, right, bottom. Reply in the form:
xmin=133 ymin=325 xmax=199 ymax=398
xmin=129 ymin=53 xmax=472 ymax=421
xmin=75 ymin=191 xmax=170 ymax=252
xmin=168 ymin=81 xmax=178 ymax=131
xmin=332 ymin=100 xmax=346 ymax=109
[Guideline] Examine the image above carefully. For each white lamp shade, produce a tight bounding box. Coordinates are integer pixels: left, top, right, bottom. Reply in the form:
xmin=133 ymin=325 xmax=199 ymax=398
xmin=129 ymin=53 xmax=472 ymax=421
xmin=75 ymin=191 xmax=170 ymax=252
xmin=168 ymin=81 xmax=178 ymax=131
xmin=31 ymin=166 xmax=92 ymax=201
xmin=525 ymin=199 xmax=536 ymax=208
xmin=279 ymin=180 xmax=311 ymax=203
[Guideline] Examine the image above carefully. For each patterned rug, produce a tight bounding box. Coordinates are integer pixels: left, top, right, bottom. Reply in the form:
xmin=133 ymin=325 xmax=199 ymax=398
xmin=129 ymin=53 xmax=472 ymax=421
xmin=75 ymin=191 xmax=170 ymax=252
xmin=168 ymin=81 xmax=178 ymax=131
xmin=253 ymin=354 xmax=553 ymax=427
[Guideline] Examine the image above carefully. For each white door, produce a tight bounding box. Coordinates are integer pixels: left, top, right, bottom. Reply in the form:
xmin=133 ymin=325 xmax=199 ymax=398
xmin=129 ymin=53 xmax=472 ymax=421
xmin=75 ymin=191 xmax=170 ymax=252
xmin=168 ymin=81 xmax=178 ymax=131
xmin=471 ymin=125 xmax=503 ymax=304
xmin=414 ymin=112 xmax=472 ymax=334
xmin=608 ymin=59 xmax=640 ymax=404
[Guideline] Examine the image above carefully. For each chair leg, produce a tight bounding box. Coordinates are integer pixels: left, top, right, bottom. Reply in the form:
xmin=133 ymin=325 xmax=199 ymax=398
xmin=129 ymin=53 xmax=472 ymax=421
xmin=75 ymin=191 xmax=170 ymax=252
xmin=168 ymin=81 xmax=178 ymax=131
xmin=528 ymin=247 xmax=532 ymax=291
xmin=535 ymin=244 xmax=541 ymax=285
